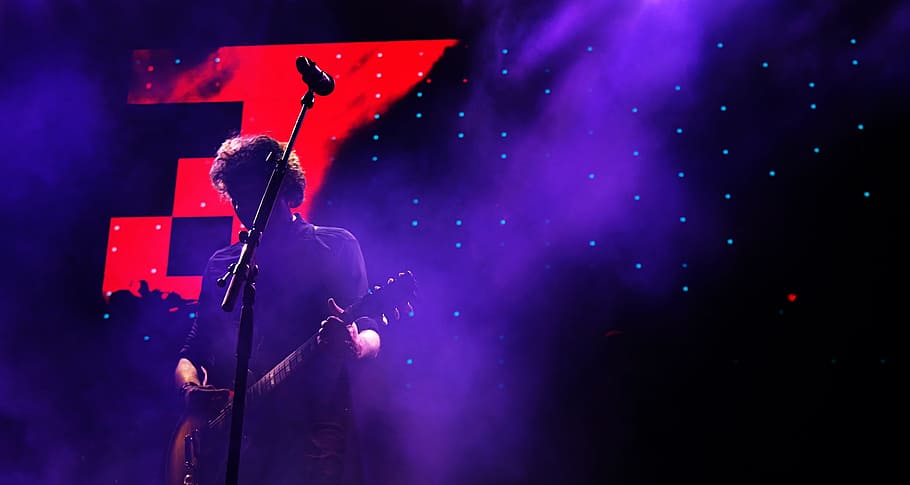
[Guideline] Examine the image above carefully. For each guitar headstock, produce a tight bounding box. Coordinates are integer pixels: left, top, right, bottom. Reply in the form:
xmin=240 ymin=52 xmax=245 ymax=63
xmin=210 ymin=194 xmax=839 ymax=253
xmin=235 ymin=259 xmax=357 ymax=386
xmin=350 ymin=270 xmax=418 ymax=324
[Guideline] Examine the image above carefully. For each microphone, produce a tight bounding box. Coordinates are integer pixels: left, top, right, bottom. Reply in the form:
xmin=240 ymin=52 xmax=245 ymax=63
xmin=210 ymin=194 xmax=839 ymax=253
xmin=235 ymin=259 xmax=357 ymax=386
xmin=295 ymin=56 xmax=335 ymax=96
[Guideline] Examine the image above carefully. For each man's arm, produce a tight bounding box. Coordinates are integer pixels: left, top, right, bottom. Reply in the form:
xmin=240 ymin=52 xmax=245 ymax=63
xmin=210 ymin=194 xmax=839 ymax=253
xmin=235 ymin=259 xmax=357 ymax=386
xmin=172 ymin=252 xmax=231 ymax=410
xmin=322 ymin=229 xmax=382 ymax=359
xmin=175 ymin=357 xmax=202 ymax=388
xmin=355 ymin=325 xmax=381 ymax=359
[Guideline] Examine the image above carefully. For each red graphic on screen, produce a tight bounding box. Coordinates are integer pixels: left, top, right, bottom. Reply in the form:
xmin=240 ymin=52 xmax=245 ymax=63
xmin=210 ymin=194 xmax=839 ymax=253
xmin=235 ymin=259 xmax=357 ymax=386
xmin=104 ymin=40 xmax=457 ymax=300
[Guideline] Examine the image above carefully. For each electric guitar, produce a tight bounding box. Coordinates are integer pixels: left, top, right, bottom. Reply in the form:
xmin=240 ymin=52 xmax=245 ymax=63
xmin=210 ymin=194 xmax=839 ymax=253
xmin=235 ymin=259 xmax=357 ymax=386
xmin=164 ymin=271 xmax=417 ymax=485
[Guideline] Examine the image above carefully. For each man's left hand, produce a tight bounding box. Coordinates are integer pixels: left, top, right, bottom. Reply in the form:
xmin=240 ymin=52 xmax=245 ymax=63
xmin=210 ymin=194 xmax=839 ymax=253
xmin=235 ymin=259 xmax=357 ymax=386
xmin=317 ymin=315 xmax=362 ymax=358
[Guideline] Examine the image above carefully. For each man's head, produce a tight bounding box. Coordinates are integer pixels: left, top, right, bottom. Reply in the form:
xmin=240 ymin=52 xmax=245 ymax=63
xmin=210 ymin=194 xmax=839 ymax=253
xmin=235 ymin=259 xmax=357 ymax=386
xmin=210 ymin=134 xmax=306 ymax=226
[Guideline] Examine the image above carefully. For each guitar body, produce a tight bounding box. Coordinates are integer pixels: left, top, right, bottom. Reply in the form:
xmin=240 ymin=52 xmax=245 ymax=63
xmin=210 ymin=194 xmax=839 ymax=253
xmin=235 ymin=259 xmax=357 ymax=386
xmin=164 ymin=270 xmax=417 ymax=485
xmin=165 ymin=414 xmax=230 ymax=485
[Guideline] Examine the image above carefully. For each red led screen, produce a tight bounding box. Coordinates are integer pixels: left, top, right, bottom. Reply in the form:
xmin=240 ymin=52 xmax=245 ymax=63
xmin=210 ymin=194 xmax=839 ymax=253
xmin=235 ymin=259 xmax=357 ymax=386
xmin=103 ymin=40 xmax=457 ymax=300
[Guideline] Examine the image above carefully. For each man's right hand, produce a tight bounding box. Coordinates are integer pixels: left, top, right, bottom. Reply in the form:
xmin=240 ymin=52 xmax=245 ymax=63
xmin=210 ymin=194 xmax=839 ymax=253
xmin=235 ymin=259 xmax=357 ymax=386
xmin=183 ymin=383 xmax=232 ymax=417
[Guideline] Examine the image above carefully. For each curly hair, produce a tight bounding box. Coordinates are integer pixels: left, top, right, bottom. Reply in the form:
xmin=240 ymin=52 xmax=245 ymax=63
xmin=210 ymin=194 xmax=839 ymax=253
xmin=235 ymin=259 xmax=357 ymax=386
xmin=210 ymin=134 xmax=306 ymax=207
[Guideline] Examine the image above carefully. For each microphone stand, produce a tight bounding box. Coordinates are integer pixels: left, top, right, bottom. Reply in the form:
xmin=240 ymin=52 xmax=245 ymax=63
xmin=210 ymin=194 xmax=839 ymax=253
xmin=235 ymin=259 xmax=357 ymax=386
xmin=217 ymin=88 xmax=317 ymax=485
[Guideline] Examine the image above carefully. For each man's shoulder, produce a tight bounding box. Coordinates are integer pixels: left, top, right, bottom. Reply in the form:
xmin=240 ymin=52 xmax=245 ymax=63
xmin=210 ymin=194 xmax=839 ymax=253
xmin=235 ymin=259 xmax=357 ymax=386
xmin=203 ymin=242 xmax=242 ymax=273
xmin=313 ymin=225 xmax=358 ymax=243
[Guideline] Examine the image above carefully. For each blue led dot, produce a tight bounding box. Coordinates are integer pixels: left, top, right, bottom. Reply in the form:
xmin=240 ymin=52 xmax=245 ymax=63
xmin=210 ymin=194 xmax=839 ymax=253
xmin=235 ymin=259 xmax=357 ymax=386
xmin=457 ymin=132 xmax=464 ymax=138
xmin=761 ymin=61 xmax=768 ymax=68
xmin=501 ymin=68 xmax=509 ymax=75
xmin=857 ymin=123 xmax=864 ymax=130
xmin=633 ymin=194 xmax=640 ymax=201
xmin=411 ymin=220 xmax=419 ymax=227
xmin=544 ymin=88 xmax=551 ymax=95
xmin=500 ymin=153 xmax=508 ymax=159
xmin=189 ymin=312 xmax=196 ymax=319
xmin=501 ymin=48 xmax=509 ymax=54
xmin=455 ymin=242 xmax=462 ymax=248
xmin=720 ymin=105 xmax=727 ymax=111
xmin=408 ymin=310 xmax=415 ymax=317
xmin=371 ymin=156 xmax=378 ymax=161
xmin=406 ymin=358 xmax=413 ymax=365
xmin=143 ymin=335 xmax=151 ymax=341
xmin=214 ymin=57 xmax=221 ymax=63
xmin=632 ymin=107 xmax=638 ymax=113
xmin=499 ymin=218 xmax=507 ymax=225
xmin=726 ymin=238 xmax=734 ymax=245
xmin=677 ymin=171 xmax=685 ymax=178
xmin=453 ymin=311 xmax=461 ymax=317
xmin=633 ymin=150 xmax=640 ymax=157
xmin=852 ymin=59 xmax=859 ymax=66
xmin=850 ymin=38 xmax=857 ymax=45
xmin=455 ymin=219 xmax=463 ymax=226
xmin=175 ymin=58 xmax=181 ymax=64
xmin=679 ymin=216 xmax=687 ymax=223
xmin=716 ymin=42 xmax=724 ymax=48
xmin=722 ymin=149 xmax=729 ymax=155
xmin=103 ymin=313 xmax=110 ymax=319
xmin=587 ymin=46 xmax=593 ymax=52
xmin=374 ymin=113 xmax=381 ymax=120
xmin=682 ymin=286 xmax=689 ymax=292
xmin=589 ymin=240 xmax=596 ymax=247
xmin=681 ymin=262 xmax=688 ymax=268
xmin=676 ymin=127 xmax=683 ymax=134
xmin=863 ymin=191 xmax=870 ymax=198
xmin=813 ymin=147 xmax=820 ymax=153
xmin=808 ymin=81 xmax=815 ymax=88
xmin=412 ymin=198 xmax=419 ymax=204
xmin=810 ymin=103 xmax=817 ymax=110
xmin=416 ymin=112 xmax=422 ymax=118
xmin=372 ymin=134 xmax=379 ymax=140
xmin=724 ymin=193 xmax=731 ymax=199
xmin=674 ymin=85 xmax=681 ymax=91
xmin=500 ymin=131 xmax=508 ymax=138
xmin=635 ymin=263 xmax=642 ymax=269
xmin=588 ymin=173 xmax=595 ymax=180
xmin=769 ymin=170 xmax=776 ymax=176
xmin=458 ymin=111 xmax=464 ymax=117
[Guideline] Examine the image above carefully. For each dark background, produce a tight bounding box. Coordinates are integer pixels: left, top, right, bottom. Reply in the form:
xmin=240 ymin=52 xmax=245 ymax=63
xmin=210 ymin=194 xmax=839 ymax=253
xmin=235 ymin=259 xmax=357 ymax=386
xmin=1 ymin=1 xmax=906 ymax=484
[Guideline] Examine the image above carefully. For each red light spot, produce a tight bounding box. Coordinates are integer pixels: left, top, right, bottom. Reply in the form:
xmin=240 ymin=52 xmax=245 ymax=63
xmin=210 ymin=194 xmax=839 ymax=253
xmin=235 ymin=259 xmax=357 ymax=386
xmin=462 ymin=77 xmax=469 ymax=83
xmin=147 ymin=65 xmax=154 ymax=72
xmin=145 ymin=82 xmax=152 ymax=90
xmin=168 ymin=306 xmax=179 ymax=312
xmin=787 ymin=293 xmax=797 ymax=302
xmin=426 ymin=78 xmax=432 ymax=83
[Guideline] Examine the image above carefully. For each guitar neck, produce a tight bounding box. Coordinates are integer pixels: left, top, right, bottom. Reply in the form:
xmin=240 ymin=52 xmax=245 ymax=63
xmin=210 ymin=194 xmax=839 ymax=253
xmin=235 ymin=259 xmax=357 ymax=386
xmin=246 ymin=301 xmax=364 ymax=400
xmin=207 ymin=333 xmax=320 ymax=430
xmin=205 ymin=277 xmax=409 ymax=430
xmin=247 ymin=333 xmax=319 ymax=400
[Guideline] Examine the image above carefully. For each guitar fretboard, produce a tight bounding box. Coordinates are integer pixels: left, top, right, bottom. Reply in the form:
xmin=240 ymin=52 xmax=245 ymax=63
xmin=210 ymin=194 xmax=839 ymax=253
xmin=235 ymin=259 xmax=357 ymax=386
xmin=248 ymin=334 xmax=318 ymax=399
xmin=202 ymin=271 xmax=414 ymax=431
xmin=207 ymin=332 xmax=322 ymax=429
